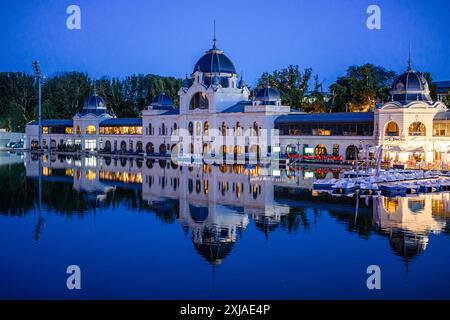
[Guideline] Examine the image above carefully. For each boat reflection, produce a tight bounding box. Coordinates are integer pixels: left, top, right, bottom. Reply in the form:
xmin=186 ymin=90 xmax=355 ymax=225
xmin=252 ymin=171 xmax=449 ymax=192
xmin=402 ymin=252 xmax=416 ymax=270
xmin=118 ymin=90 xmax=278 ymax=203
xmin=20 ymin=154 xmax=450 ymax=266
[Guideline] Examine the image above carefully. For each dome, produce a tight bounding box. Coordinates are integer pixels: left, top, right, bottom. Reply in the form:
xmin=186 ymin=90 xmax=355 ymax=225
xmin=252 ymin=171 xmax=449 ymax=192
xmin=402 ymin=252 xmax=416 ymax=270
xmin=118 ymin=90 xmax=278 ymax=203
xmin=391 ymin=71 xmax=428 ymax=92
xmin=150 ymin=92 xmax=174 ymax=110
xmin=194 ymin=47 xmax=236 ymax=75
xmin=389 ymin=62 xmax=432 ymax=104
xmin=255 ymin=86 xmax=281 ymax=101
xmin=81 ymin=93 xmax=107 ymax=116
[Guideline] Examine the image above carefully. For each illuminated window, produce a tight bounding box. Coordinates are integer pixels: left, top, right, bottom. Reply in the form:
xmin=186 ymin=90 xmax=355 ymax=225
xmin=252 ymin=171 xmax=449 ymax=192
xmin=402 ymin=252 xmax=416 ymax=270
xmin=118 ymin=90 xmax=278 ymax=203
xmin=42 ymin=127 xmax=49 ymax=134
xmin=85 ymin=125 xmax=96 ymax=135
xmin=333 ymin=144 xmax=339 ymax=156
xmin=319 ymin=129 xmax=331 ymax=136
xmin=408 ymin=122 xmax=426 ymax=136
xmin=76 ymin=126 xmax=81 ymax=134
xmin=385 ymin=121 xmax=399 ymax=136
xmin=65 ymin=127 xmax=74 ymax=134
xmin=315 ymin=144 xmax=327 ymax=156
xmin=85 ymin=170 xmax=96 ymax=181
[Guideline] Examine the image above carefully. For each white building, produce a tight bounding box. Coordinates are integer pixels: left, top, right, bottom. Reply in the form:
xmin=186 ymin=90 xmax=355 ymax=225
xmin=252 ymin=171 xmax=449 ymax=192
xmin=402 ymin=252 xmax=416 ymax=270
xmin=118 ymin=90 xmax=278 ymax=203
xmin=25 ymin=40 xmax=450 ymax=168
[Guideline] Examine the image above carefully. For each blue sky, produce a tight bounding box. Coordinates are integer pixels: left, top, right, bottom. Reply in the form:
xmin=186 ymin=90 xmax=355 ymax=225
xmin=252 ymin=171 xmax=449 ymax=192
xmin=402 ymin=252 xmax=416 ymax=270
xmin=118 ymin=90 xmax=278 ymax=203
xmin=0 ymin=0 xmax=449 ymax=87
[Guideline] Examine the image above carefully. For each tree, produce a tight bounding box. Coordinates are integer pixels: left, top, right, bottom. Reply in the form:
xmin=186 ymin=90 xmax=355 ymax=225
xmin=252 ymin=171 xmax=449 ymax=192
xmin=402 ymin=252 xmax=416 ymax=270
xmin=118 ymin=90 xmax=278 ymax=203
xmin=305 ymin=75 xmax=328 ymax=113
xmin=329 ymin=64 xmax=397 ymax=112
xmin=0 ymin=72 xmax=182 ymax=131
xmin=256 ymin=65 xmax=313 ymax=111
xmin=0 ymin=72 xmax=37 ymax=131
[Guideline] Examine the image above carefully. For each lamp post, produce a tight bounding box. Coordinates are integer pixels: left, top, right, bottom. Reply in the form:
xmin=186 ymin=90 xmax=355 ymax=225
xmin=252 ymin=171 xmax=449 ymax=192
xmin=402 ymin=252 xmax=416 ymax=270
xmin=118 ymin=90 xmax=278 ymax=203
xmin=32 ymin=61 xmax=42 ymax=150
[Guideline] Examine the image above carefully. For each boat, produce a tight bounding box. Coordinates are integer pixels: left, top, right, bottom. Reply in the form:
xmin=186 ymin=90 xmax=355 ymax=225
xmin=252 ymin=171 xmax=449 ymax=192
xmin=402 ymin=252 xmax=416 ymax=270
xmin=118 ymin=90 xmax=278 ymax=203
xmin=332 ymin=180 xmax=357 ymax=193
xmin=313 ymin=179 xmax=339 ymax=190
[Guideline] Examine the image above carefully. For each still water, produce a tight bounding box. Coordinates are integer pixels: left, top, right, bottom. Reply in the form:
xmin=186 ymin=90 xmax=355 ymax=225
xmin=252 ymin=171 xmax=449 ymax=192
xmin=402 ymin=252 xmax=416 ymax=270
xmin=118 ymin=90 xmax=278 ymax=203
xmin=0 ymin=152 xmax=449 ymax=299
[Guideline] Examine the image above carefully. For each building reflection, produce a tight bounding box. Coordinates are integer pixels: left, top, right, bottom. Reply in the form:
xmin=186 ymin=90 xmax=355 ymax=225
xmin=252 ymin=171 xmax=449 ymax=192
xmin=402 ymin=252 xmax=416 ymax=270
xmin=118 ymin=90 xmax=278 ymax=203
xmin=23 ymin=154 xmax=449 ymax=266
xmin=376 ymin=194 xmax=448 ymax=261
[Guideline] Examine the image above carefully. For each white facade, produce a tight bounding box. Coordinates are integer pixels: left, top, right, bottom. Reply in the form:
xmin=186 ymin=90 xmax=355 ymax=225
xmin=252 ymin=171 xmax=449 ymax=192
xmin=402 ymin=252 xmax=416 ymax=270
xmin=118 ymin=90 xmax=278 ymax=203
xmin=25 ymin=43 xmax=450 ymax=168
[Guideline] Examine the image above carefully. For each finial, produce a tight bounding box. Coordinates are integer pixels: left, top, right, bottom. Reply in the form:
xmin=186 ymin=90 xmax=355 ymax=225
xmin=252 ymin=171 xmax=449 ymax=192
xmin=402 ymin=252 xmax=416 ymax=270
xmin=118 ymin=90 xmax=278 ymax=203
xmin=407 ymin=43 xmax=412 ymax=71
xmin=212 ymin=20 xmax=217 ymax=49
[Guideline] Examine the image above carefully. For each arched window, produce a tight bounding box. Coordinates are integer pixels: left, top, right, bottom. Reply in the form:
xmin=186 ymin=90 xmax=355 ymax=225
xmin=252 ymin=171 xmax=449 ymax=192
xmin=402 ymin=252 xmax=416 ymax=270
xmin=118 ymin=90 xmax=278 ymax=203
xmin=253 ymin=122 xmax=259 ymax=136
xmin=120 ymin=141 xmax=127 ymax=152
xmin=85 ymin=125 xmax=96 ymax=135
xmin=146 ymin=142 xmax=154 ymax=155
xmin=189 ymin=92 xmax=209 ymax=110
xmin=76 ymin=126 xmax=81 ymax=134
xmin=161 ymin=123 xmax=166 ymax=136
xmin=315 ymin=144 xmax=327 ymax=156
xmin=345 ymin=145 xmax=359 ymax=160
xmin=222 ymin=122 xmax=227 ymax=136
xmin=204 ymin=121 xmax=209 ymax=135
xmin=385 ymin=121 xmax=399 ymax=136
xmin=148 ymin=123 xmax=153 ymax=135
xmin=196 ymin=121 xmax=202 ymax=136
xmin=236 ymin=122 xmax=241 ymax=136
xmin=104 ymin=140 xmax=111 ymax=152
xmin=409 ymin=122 xmax=426 ymax=136
xmin=188 ymin=122 xmax=194 ymax=136
xmin=159 ymin=144 xmax=167 ymax=155
xmin=173 ymin=123 xmax=177 ymax=133
xmin=136 ymin=141 xmax=143 ymax=153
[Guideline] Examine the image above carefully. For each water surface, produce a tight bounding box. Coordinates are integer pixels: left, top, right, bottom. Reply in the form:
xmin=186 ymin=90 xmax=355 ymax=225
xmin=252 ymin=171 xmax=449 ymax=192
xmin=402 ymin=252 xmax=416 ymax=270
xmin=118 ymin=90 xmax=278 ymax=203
xmin=0 ymin=152 xmax=449 ymax=299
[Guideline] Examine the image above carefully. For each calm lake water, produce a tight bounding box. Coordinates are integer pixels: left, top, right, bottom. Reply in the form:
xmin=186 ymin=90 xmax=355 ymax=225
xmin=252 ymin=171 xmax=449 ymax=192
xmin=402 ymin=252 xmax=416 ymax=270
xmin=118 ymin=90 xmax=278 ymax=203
xmin=0 ymin=152 xmax=449 ymax=299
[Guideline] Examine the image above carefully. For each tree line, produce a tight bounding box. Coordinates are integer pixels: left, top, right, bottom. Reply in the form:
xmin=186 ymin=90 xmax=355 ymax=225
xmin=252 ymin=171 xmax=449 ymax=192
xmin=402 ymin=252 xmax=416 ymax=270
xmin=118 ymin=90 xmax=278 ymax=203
xmin=1 ymin=65 xmax=448 ymax=132
xmin=0 ymin=72 xmax=182 ymax=131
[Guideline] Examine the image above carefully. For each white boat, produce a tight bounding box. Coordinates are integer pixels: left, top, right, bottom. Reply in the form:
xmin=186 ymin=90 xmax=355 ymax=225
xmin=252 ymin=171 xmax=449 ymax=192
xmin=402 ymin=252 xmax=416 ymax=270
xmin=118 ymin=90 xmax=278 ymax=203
xmin=313 ymin=179 xmax=339 ymax=190
xmin=332 ymin=180 xmax=357 ymax=193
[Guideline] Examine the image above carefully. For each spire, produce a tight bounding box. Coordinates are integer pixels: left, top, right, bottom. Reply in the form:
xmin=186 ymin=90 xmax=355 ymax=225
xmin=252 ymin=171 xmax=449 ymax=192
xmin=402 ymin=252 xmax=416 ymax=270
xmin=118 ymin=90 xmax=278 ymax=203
xmin=182 ymin=72 xmax=190 ymax=88
xmin=238 ymin=71 xmax=245 ymax=88
xmin=93 ymin=79 xmax=97 ymax=95
xmin=212 ymin=20 xmax=217 ymax=49
xmin=407 ymin=44 xmax=412 ymax=71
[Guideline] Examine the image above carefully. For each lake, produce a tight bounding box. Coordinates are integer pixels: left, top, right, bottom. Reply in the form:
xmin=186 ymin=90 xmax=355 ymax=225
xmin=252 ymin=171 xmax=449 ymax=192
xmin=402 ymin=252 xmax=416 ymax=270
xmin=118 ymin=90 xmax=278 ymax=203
xmin=0 ymin=152 xmax=449 ymax=299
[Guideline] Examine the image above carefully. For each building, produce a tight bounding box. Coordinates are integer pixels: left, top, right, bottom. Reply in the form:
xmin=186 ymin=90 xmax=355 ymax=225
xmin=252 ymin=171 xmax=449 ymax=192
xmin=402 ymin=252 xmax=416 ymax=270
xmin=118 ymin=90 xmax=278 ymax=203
xmin=434 ymin=80 xmax=450 ymax=101
xmin=25 ymin=39 xmax=450 ymax=168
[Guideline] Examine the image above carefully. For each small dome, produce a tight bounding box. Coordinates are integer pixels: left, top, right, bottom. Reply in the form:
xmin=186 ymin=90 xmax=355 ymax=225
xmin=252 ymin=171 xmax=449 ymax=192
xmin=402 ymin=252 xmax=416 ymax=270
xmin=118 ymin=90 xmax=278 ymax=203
xmin=194 ymin=47 xmax=236 ymax=75
xmin=255 ymin=86 xmax=281 ymax=101
xmin=391 ymin=71 xmax=428 ymax=92
xmin=151 ymin=92 xmax=174 ymax=110
xmin=82 ymin=93 xmax=107 ymax=115
xmin=390 ymin=62 xmax=432 ymax=104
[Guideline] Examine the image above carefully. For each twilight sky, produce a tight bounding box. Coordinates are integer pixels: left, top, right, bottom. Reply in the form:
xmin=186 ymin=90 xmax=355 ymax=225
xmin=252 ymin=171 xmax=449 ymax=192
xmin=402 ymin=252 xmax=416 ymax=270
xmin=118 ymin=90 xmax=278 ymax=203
xmin=1 ymin=0 xmax=449 ymax=87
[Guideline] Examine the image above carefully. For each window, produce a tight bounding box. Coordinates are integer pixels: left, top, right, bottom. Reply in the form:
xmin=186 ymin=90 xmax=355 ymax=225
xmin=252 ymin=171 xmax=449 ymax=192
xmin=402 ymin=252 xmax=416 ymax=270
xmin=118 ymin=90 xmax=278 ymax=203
xmin=189 ymin=92 xmax=209 ymax=110
xmin=315 ymin=144 xmax=327 ymax=156
xmin=76 ymin=126 xmax=81 ymax=134
xmin=204 ymin=121 xmax=209 ymax=135
xmin=333 ymin=144 xmax=339 ymax=156
xmin=385 ymin=121 xmax=399 ymax=136
xmin=65 ymin=127 xmax=73 ymax=134
xmin=236 ymin=122 xmax=241 ymax=136
xmin=196 ymin=122 xmax=202 ymax=136
xmin=408 ymin=122 xmax=426 ymax=136
xmin=85 ymin=125 xmax=96 ymax=135
xmin=345 ymin=145 xmax=358 ymax=160
xmin=42 ymin=127 xmax=48 ymax=134
xmin=188 ymin=122 xmax=194 ymax=136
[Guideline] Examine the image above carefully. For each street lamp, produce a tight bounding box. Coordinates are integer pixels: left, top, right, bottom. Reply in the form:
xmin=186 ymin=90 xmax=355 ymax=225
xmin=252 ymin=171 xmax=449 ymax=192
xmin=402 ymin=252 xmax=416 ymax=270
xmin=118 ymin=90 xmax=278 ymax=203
xmin=32 ymin=61 xmax=42 ymax=150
